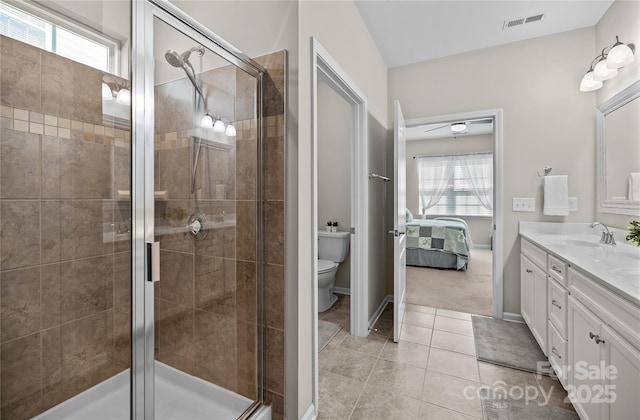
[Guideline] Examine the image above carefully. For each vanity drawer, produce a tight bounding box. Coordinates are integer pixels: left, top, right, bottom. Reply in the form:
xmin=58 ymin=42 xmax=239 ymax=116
xmin=547 ymin=254 xmax=567 ymax=286
xmin=522 ymin=238 xmax=547 ymax=269
xmin=548 ymin=321 xmax=568 ymax=388
xmin=548 ymin=277 xmax=568 ymax=337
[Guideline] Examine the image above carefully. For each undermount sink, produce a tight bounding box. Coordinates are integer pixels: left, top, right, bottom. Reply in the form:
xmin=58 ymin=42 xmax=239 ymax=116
xmin=550 ymin=238 xmax=602 ymax=248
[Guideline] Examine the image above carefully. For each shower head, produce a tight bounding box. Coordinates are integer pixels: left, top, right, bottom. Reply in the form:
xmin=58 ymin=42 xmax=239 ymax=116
xmin=164 ymin=49 xmax=184 ymax=68
xmin=164 ymin=47 xmax=205 ymax=99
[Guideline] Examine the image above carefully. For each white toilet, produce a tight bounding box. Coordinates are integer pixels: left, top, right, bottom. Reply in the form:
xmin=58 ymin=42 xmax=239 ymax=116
xmin=317 ymin=230 xmax=350 ymax=312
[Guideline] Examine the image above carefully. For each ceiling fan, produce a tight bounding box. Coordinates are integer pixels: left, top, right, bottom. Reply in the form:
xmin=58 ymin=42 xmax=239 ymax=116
xmin=423 ymin=118 xmax=493 ymax=134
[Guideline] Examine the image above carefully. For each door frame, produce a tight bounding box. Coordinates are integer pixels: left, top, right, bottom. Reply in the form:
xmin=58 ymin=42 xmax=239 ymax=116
xmin=404 ymin=109 xmax=504 ymax=320
xmin=131 ymin=1 xmax=265 ymax=418
xmin=310 ymin=37 xmax=369 ymax=415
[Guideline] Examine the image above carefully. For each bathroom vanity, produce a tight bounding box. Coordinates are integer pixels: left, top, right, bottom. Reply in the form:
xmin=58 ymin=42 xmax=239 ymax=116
xmin=519 ymin=222 xmax=640 ymax=420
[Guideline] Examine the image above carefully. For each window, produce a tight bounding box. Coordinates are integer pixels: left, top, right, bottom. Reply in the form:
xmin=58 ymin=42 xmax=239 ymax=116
xmin=417 ymin=152 xmax=493 ymax=217
xmin=0 ymin=1 xmax=117 ymax=73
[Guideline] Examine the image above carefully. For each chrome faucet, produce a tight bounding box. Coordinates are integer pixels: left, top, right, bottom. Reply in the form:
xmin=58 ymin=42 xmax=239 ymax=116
xmin=589 ymin=222 xmax=616 ymax=245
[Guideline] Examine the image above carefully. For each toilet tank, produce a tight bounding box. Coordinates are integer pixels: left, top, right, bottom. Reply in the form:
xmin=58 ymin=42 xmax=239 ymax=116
xmin=318 ymin=231 xmax=350 ymax=263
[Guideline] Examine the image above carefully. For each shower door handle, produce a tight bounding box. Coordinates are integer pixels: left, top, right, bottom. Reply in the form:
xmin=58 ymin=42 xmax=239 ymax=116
xmin=147 ymin=241 xmax=160 ymax=282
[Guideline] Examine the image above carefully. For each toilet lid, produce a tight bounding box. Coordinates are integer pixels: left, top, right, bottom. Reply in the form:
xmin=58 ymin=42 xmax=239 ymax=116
xmin=318 ymin=259 xmax=336 ymax=273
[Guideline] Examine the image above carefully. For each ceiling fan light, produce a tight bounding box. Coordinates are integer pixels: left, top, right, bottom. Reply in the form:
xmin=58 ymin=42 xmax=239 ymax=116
xmin=450 ymin=122 xmax=466 ymax=133
xmin=593 ymin=58 xmax=618 ymax=81
xmin=579 ymin=70 xmax=602 ymax=92
xmin=606 ymin=42 xmax=635 ymax=69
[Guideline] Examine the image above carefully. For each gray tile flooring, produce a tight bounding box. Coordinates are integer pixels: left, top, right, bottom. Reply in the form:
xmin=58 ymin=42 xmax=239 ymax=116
xmin=318 ymin=296 xmax=575 ymax=420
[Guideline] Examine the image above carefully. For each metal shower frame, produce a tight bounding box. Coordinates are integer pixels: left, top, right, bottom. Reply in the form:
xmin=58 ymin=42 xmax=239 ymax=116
xmin=131 ymin=1 xmax=266 ymax=418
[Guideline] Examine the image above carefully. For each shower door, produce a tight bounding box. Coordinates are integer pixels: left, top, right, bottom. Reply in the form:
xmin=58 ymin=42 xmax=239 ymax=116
xmin=132 ymin=1 xmax=263 ymax=418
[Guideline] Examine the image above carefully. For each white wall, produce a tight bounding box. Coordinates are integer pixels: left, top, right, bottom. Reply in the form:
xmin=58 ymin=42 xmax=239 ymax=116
xmin=317 ymin=81 xmax=352 ymax=289
xmin=405 ymin=134 xmax=493 ymax=246
xmin=298 ymin=1 xmax=388 ymax=415
xmin=595 ymin=0 xmax=640 ymax=229
xmin=389 ymin=28 xmax=597 ymax=315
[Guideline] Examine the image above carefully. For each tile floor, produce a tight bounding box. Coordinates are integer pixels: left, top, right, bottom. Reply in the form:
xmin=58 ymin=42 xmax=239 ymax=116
xmin=318 ymin=296 xmax=575 ymax=420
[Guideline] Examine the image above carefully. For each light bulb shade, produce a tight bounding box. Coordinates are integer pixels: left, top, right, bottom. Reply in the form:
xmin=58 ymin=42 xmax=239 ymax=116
xmin=102 ymin=83 xmax=113 ymax=100
xmin=201 ymin=114 xmax=214 ymax=128
xmin=579 ymin=71 xmax=603 ymax=92
xmin=115 ymin=88 xmax=131 ymax=105
xmin=213 ymin=119 xmax=225 ymax=133
xmin=450 ymin=122 xmax=466 ymax=133
xmin=606 ymin=43 xmax=635 ymax=69
xmin=593 ymin=59 xmax=618 ymax=81
xmin=225 ymin=123 xmax=236 ymax=137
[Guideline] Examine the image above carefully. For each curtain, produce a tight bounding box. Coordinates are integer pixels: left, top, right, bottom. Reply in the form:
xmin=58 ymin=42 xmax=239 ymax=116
xmin=416 ymin=155 xmax=455 ymax=215
xmin=458 ymin=153 xmax=493 ymax=211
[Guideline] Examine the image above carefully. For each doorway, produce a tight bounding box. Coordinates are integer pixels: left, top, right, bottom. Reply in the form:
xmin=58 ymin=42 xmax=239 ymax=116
xmin=401 ymin=110 xmax=504 ymax=320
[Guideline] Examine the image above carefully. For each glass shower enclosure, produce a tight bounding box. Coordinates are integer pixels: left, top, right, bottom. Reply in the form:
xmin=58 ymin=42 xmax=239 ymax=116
xmin=0 ymin=0 xmax=266 ymax=418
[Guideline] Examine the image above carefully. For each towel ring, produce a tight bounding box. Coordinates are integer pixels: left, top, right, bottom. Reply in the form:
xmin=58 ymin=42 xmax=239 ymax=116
xmin=537 ymin=166 xmax=552 ymax=177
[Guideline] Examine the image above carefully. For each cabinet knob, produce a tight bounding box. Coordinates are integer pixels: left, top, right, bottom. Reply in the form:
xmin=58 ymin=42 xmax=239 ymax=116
xmin=526 ymin=269 xmax=533 ymax=274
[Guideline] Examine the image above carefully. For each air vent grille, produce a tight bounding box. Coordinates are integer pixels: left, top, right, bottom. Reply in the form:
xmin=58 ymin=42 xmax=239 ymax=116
xmin=503 ymin=12 xmax=545 ymax=30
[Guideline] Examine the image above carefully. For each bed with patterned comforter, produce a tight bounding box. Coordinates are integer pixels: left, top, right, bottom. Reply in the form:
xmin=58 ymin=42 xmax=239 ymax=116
xmin=405 ymin=217 xmax=471 ymax=271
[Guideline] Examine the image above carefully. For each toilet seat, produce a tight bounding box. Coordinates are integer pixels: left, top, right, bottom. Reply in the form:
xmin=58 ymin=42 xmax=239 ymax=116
xmin=318 ymin=259 xmax=337 ymax=274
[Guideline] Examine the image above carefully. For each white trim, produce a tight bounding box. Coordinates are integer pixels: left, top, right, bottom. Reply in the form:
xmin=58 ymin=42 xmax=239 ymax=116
xmin=300 ymin=404 xmax=316 ymax=420
xmin=369 ymin=295 xmax=393 ymax=329
xmin=503 ymin=312 xmax=525 ymax=323
xmin=405 ymin=109 xmax=504 ymax=320
xmin=311 ymin=37 xmax=369 ymax=418
xmin=333 ymin=287 xmax=351 ymax=295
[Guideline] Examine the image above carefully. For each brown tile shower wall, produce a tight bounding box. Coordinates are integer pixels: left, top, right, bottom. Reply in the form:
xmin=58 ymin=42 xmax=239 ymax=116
xmin=152 ymin=50 xmax=287 ymax=420
xmin=0 ymin=36 xmax=131 ymax=419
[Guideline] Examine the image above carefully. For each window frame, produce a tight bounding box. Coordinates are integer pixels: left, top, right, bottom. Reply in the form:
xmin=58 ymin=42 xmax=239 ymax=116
xmin=0 ymin=0 xmax=121 ymax=75
xmin=418 ymin=152 xmax=494 ymax=218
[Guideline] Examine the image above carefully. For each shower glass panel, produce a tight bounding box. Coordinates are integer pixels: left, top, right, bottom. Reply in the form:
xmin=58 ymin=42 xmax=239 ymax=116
xmin=148 ymin=13 xmax=261 ymax=419
xmin=0 ymin=0 xmax=132 ymax=418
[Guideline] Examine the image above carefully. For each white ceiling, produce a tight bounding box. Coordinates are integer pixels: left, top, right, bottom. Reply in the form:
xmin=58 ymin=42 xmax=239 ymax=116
xmin=354 ymin=0 xmax=613 ymax=68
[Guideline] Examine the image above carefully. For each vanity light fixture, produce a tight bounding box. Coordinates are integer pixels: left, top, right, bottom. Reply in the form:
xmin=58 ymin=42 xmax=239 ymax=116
xmin=201 ymin=112 xmax=236 ymax=137
xmin=201 ymin=113 xmax=214 ymax=128
xmin=580 ymin=36 xmax=635 ymax=92
xmin=450 ymin=122 xmax=467 ymax=133
xmin=213 ymin=116 xmax=225 ymax=133
xmin=102 ymin=78 xmax=131 ymax=104
xmin=225 ymin=122 xmax=236 ymax=137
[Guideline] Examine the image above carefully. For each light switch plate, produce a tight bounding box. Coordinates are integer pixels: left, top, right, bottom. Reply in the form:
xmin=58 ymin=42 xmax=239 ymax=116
xmin=568 ymin=197 xmax=578 ymax=212
xmin=513 ymin=197 xmax=535 ymax=212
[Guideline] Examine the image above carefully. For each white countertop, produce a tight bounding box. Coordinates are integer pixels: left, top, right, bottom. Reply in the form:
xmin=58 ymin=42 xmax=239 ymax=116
xmin=519 ymin=222 xmax=640 ymax=306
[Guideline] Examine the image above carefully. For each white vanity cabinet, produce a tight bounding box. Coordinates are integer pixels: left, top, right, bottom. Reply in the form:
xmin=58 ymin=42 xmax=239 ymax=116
xmin=568 ymin=267 xmax=640 ymax=420
xmin=521 ymin=239 xmax=548 ymax=355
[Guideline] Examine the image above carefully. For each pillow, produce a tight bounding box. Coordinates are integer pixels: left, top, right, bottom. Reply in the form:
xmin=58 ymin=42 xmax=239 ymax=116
xmin=406 ymin=208 xmax=414 ymax=222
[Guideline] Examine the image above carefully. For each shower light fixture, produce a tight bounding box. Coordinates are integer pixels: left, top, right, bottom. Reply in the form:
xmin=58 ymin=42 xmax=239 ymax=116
xmin=580 ymin=36 xmax=635 ymax=92
xmin=213 ymin=117 xmax=225 ymax=133
xmin=201 ymin=113 xmax=214 ymax=128
xmin=102 ymin=78 xmax=131 ymax=104
xmin=225 ymin=123 xmax=236 ymax=137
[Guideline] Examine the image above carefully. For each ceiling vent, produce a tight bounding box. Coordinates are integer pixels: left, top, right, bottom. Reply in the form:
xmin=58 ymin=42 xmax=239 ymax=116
xmin=503 ymin=12 xmax=545 ymax=30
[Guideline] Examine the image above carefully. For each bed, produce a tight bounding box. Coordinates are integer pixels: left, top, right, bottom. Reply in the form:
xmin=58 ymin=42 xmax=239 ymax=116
xmin=405 ymin=216 xmax=472 ymax=271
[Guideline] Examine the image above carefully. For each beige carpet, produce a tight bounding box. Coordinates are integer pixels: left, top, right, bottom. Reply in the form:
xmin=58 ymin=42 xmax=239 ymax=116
xmin=406 ymin=248 xmax=493 ymax=316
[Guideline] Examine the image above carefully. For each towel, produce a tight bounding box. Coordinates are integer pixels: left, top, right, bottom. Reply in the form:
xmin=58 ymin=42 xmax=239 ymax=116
xmin=629 ymin=173 xmax=640 ymax=201
xmin=543 ymin=175 xmax=569 ymax=216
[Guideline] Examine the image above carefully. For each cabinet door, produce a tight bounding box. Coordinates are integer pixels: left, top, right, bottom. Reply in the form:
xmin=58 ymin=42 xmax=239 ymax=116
xmin=602 ymin=324 xmax=640 ymax=420
xmin=521 ymin=254 xmax=534 ymax=325
xmin=569 ymin=296 xmax=604 ymax=420
xmin=532 ymin=262 xmax=548 ymax=355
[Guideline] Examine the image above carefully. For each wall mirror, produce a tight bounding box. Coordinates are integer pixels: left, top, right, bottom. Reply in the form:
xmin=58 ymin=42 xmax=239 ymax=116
xmin=597 ymin=80 xmax=640 ymax=216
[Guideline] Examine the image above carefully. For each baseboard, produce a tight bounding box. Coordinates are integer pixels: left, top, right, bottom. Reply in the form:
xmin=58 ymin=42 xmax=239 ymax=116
xmin=300 ymin=404 xmax=316 ymax=420
xmin=473 ymin=244 xmax=492 ymax=249
xmin=333 ymin=287 xmax=350 ymax=295
xmin=368 ymin=294 xmax=393 ymax=329
xmin=502 ymin=312 xmax=525 ymax=323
